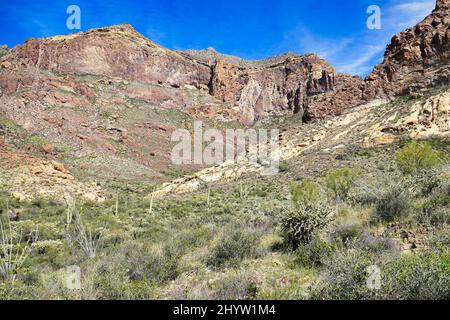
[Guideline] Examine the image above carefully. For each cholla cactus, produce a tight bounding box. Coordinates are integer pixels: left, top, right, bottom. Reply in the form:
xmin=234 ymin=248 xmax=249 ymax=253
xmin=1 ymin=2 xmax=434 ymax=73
xmin=66 ymin=199 xmax=76 ymax=230
xmin=0 ymin=211 xmax=35 ymax=282
xmin=279 ymin=201 xmax=334 ymax=249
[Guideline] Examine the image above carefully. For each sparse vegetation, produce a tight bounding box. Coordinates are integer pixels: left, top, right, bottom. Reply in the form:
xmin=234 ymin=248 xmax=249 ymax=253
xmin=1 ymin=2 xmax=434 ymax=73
xmin=0 ymin=85 xmax=449 ymax=302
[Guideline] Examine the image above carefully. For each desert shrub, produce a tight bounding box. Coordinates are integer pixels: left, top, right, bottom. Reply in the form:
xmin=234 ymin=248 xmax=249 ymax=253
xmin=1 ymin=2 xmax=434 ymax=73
xmin=207 ymin=228 xmax=262 ymax=268
xmin=329 ymin=221 xmax=363 ymax=247
xmin=279 ymin=201 xmax=334 ymax=250
xmin=411 ymin=168 xmax=444 ymax=196
xmin=290 ymin=179 xmax=319 ymax=206
xmin=374 ymin=186 xmax=410 ymax=222
xmin=278 ymin=160 xmax=290 ymax=173
xmin=396 ymin=141 xmax=444 ymax=174
xmin=418 ymin=205 xmax=450 ymax=226
xmin=353 ymin=232 xmax=399 ymax=255
xmin=66 ymin=215 xmax=104 ymax=259
xmin=293 ymin=236 xmax=335 ymax=268
xmin=323 ymin=168 xmax=361 ymax=200
xmin=427 ymin=229 xmax=450 ymax=255
xmin=100 ymin=241 xmax=180 ymax=289
xmin=143 ymin=246 xmax=180 ymax=284
xmin=311 ymin=249 xmax=449 ymax=300
xmin=383 ymin=252 xmax=450 ymax=300
xmin=418 ymin=183 xmax=450 ymax=225
xmin=310 ymin=249 xmax=379 ymax=300
xmin=211 ymin=270 xmax=260 ymax=300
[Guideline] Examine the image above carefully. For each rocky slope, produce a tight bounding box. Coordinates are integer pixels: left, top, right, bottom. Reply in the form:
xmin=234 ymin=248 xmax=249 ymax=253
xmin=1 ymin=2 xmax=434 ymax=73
xmin=0 ymin=24 xmax=357 ymax=127
xmin=307 ymin=0 xmax=450 ymax=119
xmin=0 ymin=0 xmax=448 ymax=201
xmin=367 ymin=0 xmax=449 ymax=95
xmin=152 ymin=87 xmax=449 ymax=197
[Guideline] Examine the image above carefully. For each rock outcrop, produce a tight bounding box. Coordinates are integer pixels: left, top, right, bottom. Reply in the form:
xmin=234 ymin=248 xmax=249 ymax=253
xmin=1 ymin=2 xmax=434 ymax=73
xmin=206 ymin=54 xmax=343 ymax=125
xmin=306 ymin=0 xmax=450 ymax=120
xmin=365 ymin=0 xmax=449 ymax=96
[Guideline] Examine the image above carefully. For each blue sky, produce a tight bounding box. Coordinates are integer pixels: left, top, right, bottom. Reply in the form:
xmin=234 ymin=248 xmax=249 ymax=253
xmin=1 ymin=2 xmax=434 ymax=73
xmin=0 ymin=0 xmax=435 ymax=76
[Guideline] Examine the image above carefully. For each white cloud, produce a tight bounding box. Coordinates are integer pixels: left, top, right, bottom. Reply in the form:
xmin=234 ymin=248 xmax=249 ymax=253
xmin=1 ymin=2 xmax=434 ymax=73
xmin=284 ymin=27 xmax=353 ymax=60
xmin=385 ymin=0 xmax=435 ymax=29
xmin=271 ymin=0 xmax=435 ymax=77
xmin=336 ymin=45 xmax=386 ymax=75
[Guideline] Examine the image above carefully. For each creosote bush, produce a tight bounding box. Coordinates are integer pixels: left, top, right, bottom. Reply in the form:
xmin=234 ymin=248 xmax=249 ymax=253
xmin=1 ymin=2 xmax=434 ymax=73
xmin=279 ymin=201 xmax=334 ymax=250
xmin=290 ymin=179 xmax=319 ymax=206
xmin=395 ymin=141 xmax=444 ymax=174
xmin=323 ymin=168 xmax=361 ymax=200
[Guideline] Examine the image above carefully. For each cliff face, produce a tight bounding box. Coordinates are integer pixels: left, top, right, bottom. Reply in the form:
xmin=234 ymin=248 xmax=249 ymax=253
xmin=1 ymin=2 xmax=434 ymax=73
xmin=207 ymin=54 xmax=342 ymax=124
xmin=0 ymin=25 xmax=354 ymax=125
xmin=365 ymin=0 xmax=449 ymax=95
xmin=179 ymin=49 xmax=360 ymax=124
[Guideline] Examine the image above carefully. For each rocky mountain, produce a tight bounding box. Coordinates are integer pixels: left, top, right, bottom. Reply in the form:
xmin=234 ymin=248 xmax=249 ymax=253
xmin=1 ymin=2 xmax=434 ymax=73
xmin=366 ymin=0 xmax=449 ymax=96
xmin=307 ymin=0 xmax=450 ymax=119
xmin=1 ymin=0 xmax=448 ymax=128
xmin=0 ymin=0 xmax=448 ymax=197
xmin=0 ymin=24 xmax=353 ymax=126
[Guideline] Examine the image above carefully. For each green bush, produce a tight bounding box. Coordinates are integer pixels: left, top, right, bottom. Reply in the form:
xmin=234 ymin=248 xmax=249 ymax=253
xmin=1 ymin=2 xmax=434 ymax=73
xmin=290 ymin=179 xmax=320 ymax=206
xmin=207 ymin=228 xmax=262 ymax=268
xmin=323 ymin=168 xmax=361 ymax=200
xmin=293 ymin=236 xmax=335 ymax=268
xmin=383 ymin=252 xmax=449 ymax=300
xmin=418 ymin=186 xmax=450 ymax=225
xmin=374 ymin=186 xmax=410 ymax=222
xmin=310 ymin=249 xmax=379 ymax=300
xmin=311 ymin=249 xmax=449 ymax=300
xmin=279 ymin=201 xmax=334 ymax=250
xmin=396 ymin=141 xmax=444 ymax=174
